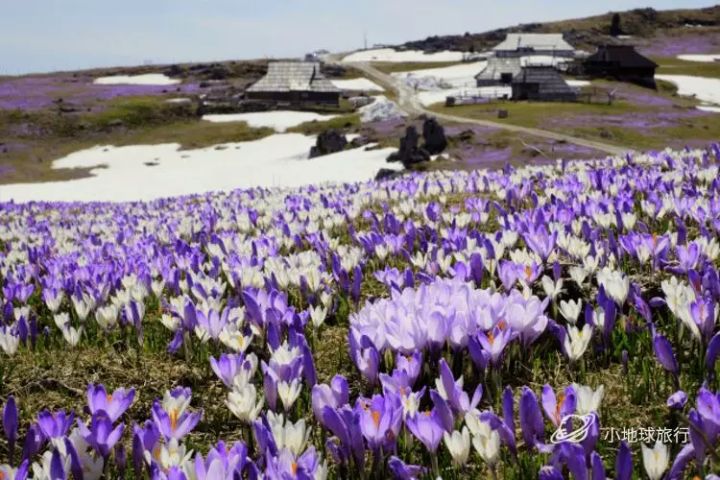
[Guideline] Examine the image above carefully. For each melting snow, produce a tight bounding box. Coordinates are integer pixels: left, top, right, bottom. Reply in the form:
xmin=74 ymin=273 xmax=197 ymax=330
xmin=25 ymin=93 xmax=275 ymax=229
xmin=342 ymin=48 xmax=465 ymax=63
xmin=202 ymin=111 xmax=339 ymax=132
xmin=93 ymin=74 xmax=180 ymax=86
xmin=0 ymin=134 xmax=400 ymax=202
xmin=677 ymin=54 xmax=720 ymax=63
xmin=656 ymin=74 xmax=720 ymax=112
xmin=331 ymin=78 xmax=384 ymax=92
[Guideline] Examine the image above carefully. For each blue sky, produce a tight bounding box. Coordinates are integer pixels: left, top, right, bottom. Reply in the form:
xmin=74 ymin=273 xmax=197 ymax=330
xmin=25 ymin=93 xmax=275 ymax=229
xmin=1 ymin=1 xmax=715 ymax=74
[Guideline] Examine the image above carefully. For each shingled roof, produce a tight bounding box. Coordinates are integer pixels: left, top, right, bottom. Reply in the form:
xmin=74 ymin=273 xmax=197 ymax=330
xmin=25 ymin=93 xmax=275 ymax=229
xmin=493 ymin=33 xmax=575 ymax=53
xmin=475 ymin=56 xmax=523 ymax=82
xmin=585 ymin=45 xmax=658 ymax=69
xmin=247 ymin=62 xmax=340 ymax=93
xmin=512 ymin=66 xmax=578 ymax=100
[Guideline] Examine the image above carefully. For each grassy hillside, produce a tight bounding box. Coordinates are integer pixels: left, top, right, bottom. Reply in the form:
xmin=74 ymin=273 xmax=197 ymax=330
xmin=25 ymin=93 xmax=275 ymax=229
xmin=401 ymin=5 xmax=720 ymax=52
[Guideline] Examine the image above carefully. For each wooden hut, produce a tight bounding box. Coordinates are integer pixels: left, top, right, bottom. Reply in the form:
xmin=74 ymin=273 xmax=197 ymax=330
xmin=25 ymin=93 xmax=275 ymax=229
xmin=583 ymin=45 xmax=658 ymax=87
xmin=246 ymin=62 xmax=340 ymax=107
xmin=511 ymin=66 xmax=578 ymax=101
xmin=493 ymin=33 xmax=575 ymax=58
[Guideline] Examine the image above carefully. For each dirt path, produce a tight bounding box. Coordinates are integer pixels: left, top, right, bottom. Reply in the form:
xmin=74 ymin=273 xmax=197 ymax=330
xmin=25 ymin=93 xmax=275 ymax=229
xmin=347 ymin=61 xmax=631 ymax=157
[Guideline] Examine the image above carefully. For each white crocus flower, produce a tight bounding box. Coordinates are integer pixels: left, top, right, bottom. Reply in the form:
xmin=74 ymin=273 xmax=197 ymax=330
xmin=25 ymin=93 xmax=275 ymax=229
xmin=45 ymin=291 xmax=65 ymax=313
xmin=160 ymin=314 xmax=181 ymax=333
xmin=54 ymin=312 xmax=70 ymax=330
xmin=572 ymin=383 xmax=605 ymax=416
xmin=471 ymin=420 xmax=501 ymax=466
xmin=541 ymin=276 xmax=564 ymax=299
xmin=61 ymin=325 xmax=83 ymax=348
xmin=309 ymin=305 xmax=328 ymax=330
xmin=72 ymin=293 xmax=93 ymax=322
xmin=0 ymin=330 xmax=20 ymax=356
xmin=226 ymin=384 xmax=264 ymax=423
xmin=569 ymin=266 xmax=588 ymax=287
xmin=563 ymin=325 xmax=593 ymax=362
xmin=95 ymin=304 xmax=118 ymax=330
xmin=559 ymin=299 xmax=582 ymax=325
xmin=596 ymin=268 xmax=629 ymax=305
xmin=443 ymin=427 xmax=471 ymax=467
xmin=277 ymin=379 xmax=303 ymax=412
xmin=266 ymin=412 xmax=311 ymax=456
xmin=641 ymin=440 xmax=669 ymax=480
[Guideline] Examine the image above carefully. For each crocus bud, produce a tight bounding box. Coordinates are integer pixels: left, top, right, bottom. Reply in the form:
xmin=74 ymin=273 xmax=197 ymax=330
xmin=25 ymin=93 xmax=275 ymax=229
xmin=666 ymin=390 xmax=687 ymax=410
xmin=615 ymin=440 xmax=633 ymax=480
xmin=3 ymin=395 xmax=18 ymax=463
xmin=652 ymin=333 xmax=679 ymax=377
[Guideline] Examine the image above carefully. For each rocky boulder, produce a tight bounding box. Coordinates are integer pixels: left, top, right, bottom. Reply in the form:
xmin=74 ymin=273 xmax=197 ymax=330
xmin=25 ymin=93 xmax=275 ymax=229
xmin=387 ymin=126 xmax=431 ymax=167
xmin=422 ymin=117 xmax=448 ymax=155
xmin=309 ymin=130 xmax=348 ymax=158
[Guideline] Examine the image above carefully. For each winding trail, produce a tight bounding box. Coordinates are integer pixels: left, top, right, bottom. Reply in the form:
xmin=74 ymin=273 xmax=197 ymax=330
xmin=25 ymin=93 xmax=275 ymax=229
xmin=347 ymin=61 xmax=631 ymax=156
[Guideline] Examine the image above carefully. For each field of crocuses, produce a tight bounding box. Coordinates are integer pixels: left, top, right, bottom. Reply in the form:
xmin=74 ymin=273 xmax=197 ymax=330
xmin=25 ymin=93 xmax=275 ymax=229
xmin=1 ymin=145 xmax=720 ymax=479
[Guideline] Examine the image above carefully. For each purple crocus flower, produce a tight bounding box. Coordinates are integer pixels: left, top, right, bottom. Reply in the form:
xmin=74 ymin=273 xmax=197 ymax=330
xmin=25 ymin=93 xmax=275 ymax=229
xmin=666 ymin=443 xmax=695 ymax=480
xmin=356 ymin=393 xmax=403 ymax=451
xmin=476 ymin=326 xmax=514 ymax=367
xmin=689 ymin=297 xmax=717 ymax=342
xmin=312 ymin=375 xmax=349 ymax=424
xmin=538 ymin=465 xmax=564 ymax=480
xmin=37 ymin=410 xmax=74 ymax=445
xmin=590 ymin=451 xmax=605 ymax=480
xmin=132 ymin=420 xmax=160 ymax=477
xmin=406 ymin=408 xmax=446 ymax=453
xmin=77 ymin=413 xmax=125 ymax=458
xmin=436 ymin=359 xmax=482 ymax=415
xmin=3 ymin=395 xmax=18 ymax=461
xmin=86 ymin=384 xmax=135 ymax=422
xmin=519 ymin=386 xmax=546 ymax=451
xmin=20 ymin=424 xmax=44 ymax=463
xmin=349 ymin=335 xmax=380 ymax=385
xmin=394 ymin=352 xmax=423 ymax=386
xmin=540 ymin=384 xmax=576 ymax=427
xmin=615 ymin=440 xmax=633 ymax=480
xmin=210 ymin=353 xmax=246 ymax=388
xmin=151 ymin=401 xmax=202 ymax=441
xmin=652 ymin=332 xmax=680 ymax=379
xmin=320 ymin=405 xmax=365 ymax=469
xmin=388 ymin=456 xmax=425 ymax=480
xmin=667 ymin=390 xmax=688 ymax=410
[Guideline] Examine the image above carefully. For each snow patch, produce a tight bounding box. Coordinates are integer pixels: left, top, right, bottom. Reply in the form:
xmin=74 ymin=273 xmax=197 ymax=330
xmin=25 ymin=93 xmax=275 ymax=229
xmin=0 ymin=135 xmax=401 ymax=202
xmin=566 ymin=80 xmax=591 ymax=87
xmin=393 ymin=62 xmax=486 ymax=89
xmin=677 ymin=54 xmax=720 ymax=63
xmin=656 ymin=74 xmax=720 ymax=111
xmin=359 ymin=96 xmax=406 ymax=122
xmin=202 ymin=111 xmax=339 ymax=132
xmin=342 ymin=48 xmax=465 ymax=63
xmin=93 ymin=74 xmax=180 ymax=86
xmin=330 ymin=78 xmax=384 ymax=92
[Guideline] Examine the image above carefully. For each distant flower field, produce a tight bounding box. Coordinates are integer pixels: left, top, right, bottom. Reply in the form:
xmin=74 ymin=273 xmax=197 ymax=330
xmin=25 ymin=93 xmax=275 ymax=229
xmin=1 ymin=145 xmax=720 ymax=479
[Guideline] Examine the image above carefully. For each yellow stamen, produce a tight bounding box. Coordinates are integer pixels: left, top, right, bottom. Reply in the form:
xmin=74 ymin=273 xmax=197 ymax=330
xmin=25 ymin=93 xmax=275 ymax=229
xmin=371 ymin=410 xmax=381 ymax=427
xmin=170 ymin=408 xmax=179 ymax=432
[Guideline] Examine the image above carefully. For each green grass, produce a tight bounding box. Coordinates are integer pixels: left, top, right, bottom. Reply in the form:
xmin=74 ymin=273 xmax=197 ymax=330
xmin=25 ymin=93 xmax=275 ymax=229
xmin=432 ymin=100 xmax=642 ymax=128
xmin=371 ymin=61 xmax=464 ymax=74
xmin=0 ymin=97 xmax=275 ymax=184
xmin=654 ymin=56 xmax=720 ymax=78
xmin=430 ymin=95 xmax=720 ymax=151
xmin=287 ymin=113 xmax=361 ymax=135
